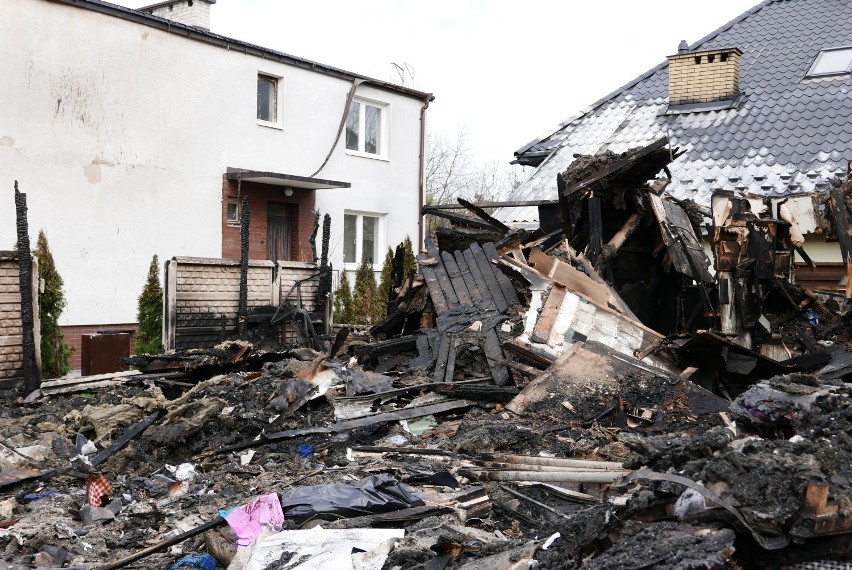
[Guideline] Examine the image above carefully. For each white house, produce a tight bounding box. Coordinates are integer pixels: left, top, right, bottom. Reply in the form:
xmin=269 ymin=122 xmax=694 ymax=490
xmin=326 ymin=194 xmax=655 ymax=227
xmin=0 ymin=0 xmax=432 ymax=366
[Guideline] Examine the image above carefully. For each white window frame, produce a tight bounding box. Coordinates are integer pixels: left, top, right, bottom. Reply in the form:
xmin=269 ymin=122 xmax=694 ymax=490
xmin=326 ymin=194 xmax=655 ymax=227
xmin=806 ymin=46 xmax=852 ymax=78
xmin=343 ymin=210 xmax=385 ymax=270
xmin=257 ymin=72 xmax=283 ymax=129
xmin=345 ymin=97 xmax=389 ymax=161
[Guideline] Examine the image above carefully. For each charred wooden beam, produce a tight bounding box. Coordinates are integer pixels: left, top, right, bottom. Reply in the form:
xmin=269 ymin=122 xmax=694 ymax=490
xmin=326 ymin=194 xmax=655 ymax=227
xmin=14 ymin=183 xmax=40 ymax=392
xmin=457 ymin=197 xmax=511 ymax=233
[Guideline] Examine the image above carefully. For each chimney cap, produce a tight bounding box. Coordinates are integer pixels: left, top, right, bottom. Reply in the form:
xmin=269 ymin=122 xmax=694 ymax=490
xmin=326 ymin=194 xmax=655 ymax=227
xmin=678 ymin=40 xmax=689 ymax=53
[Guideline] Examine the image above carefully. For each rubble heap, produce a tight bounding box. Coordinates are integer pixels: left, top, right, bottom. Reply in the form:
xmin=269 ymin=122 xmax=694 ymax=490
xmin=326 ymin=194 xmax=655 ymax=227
xmin=2 ymin=138 xmax=852 ymax=569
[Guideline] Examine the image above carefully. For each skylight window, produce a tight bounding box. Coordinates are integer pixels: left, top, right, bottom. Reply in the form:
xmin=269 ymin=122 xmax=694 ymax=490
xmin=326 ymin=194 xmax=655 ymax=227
xmin=807 ymin=47 xmax=852 ymax=77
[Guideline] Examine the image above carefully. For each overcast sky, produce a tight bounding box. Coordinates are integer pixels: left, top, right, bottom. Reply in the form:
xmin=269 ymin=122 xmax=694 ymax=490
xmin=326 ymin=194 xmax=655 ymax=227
xmin=120 ymin=0 xmax=755 ymax=164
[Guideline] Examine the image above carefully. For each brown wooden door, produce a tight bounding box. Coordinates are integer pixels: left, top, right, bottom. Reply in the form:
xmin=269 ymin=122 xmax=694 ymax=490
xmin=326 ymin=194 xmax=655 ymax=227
xmin=267 ymin=202 xmax=292 ymax=262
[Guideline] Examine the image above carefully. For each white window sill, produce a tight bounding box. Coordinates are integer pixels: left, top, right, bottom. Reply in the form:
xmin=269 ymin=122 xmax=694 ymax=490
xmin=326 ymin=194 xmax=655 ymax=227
xmin=345 ymin=149 xmax=389 ymax=162
xmin=343 ymin=263 xmax=381 ymax=271
xmin=257 ymin=120 xmax=283 ymax=130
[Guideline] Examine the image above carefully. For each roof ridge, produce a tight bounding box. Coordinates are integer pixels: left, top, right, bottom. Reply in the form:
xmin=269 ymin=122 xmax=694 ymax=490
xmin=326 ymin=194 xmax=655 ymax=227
xmin=513 ymin=0 xmax=777 ymax=160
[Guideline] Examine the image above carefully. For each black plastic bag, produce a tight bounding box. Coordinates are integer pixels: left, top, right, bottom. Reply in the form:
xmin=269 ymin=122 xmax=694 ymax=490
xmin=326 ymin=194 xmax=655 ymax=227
xmin=279 ymin=474 xmax=424 ymax=522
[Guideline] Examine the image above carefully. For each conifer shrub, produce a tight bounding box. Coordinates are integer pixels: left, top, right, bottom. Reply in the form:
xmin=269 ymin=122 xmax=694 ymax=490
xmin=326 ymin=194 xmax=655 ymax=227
xmin=33 ymin=230 xmax=72 ymax=378
xmin=352 ymin=255 xmax=377 ymax=325
xmin=375 ymin=247 xmax=394 ymax=322
xmin=333 ymin=270 xmax=354 ymax=324
xmin=136 ymin=255 xmax=163 ymax=355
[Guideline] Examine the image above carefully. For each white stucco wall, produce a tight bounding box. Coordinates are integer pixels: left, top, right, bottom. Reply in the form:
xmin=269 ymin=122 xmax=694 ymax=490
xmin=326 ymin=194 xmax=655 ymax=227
xmin=0 ymin=0 xmax=426 ymax=325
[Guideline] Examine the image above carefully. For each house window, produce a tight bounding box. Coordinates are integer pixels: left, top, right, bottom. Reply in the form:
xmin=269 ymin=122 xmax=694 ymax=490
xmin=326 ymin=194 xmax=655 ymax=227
xmin=226 ymin=198 xmax=240 ymax=226
xmin=257 ymin=74 xmax=279 ymax=123
xmin=343 ymin=211 xmax=382 ymax=265
xmin=345 ymin=98 xmax=386 ymax=157
xmin=807 ymin=47 xmax=852 ymax=77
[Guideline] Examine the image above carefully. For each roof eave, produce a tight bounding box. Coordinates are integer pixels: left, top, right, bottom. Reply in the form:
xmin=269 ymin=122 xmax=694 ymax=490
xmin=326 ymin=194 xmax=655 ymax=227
xmin=46 ymin=0 xmax=435 ymax=102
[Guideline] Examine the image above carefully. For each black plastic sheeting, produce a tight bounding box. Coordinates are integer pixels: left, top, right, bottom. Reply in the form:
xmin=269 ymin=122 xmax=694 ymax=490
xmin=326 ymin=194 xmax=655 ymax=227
xmin=279 ymin=474 xmax=425 ymax=523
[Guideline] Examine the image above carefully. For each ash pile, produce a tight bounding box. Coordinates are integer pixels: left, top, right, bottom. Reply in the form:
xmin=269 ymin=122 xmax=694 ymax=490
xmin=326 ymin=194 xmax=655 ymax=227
xmin=2 ymin=138 xmax=852 ymax=569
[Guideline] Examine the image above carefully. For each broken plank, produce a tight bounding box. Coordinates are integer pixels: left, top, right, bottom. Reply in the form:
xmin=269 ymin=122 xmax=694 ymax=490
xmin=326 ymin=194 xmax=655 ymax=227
xmin=482 ymin=242 xmax=519 ymax=305
xmin=443 ymin=340 xmax=459 ymax=382
xmin=483 ymin=329 xmax=511 ymax=386
xmin=97 ymin=517 xmax=226 ymax=570
xmin=42 ymin=380 xmax=125 ymax=396
xmin=213 ymin=399 xmax=476 ymax=455
xmin=457 ymin=197 xmax=511 ymax=232
xmin=454 ymin=250 xmax=483 ymax=306
xmin=421 ymin=266 xmax=450 ymax=315
xmin=470 ymin=243 xmax=508 ymax=313
xmin=442 ymin=251 xmax=472 ymax=305
xmin=463 ymin=247 xmax=496 ymax=310
xmin=432 ymin=254 xmax=460 ymax=309
xmin=433 ymin=335 xmax=452 ymax=382
xmin=90 ymin=410 xmax=164 ymax=468
xmin=528 ymin=248 xmax=615 ymax=311
xmin=326 ymin=505 xmax=452 ymax=529
xmin=40 ymin=370 xmax=140 ymax=388
xmin=531 ymin=284 xmax=567 ymax=344
xmin=433 ymin=381 xmax=519 ymax=401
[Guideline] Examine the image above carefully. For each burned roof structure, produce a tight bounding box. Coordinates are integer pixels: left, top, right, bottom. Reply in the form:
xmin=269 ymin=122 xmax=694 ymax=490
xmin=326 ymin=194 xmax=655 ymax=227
xmin=502 ymin=0 xmax=852 ymax=224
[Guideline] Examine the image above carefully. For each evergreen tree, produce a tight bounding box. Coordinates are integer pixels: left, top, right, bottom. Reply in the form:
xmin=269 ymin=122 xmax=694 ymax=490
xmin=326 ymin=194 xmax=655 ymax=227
xmin=375 ymin=247 xmax=394 ymax=322
xmin=136 ymin=255 xmax=163 ymax=355
xmin=33 ymin=230 xmax=72 ymax=378
xmin=402 ymin=235 xmax=417 ymax=277
xmin=333 ymin=270 xmax=353 ymax=324
xmin=352 ymin=255 xmax=377 ymax=325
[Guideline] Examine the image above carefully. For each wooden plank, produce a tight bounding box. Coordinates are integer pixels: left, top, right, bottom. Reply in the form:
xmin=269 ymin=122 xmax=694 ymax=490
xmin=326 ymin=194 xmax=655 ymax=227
xmin=215 ymin=399 xmax=476 ymax=455
xmin=41 ymin=370 xmax=140 ymax=388
xmin=482 ymin=242 xmax=519 ymax=305
xmin=457 ymin=197 xmax=511 ymax=232
xmin=453 ymin=251 xmax=483 ymax=306
xmin=531 ymin=284 xmax=567 ymax=344
xmin=444 ymin=340 xmax=458 ymax=382
xmin=441 ymin=251 xmax=472 ymax=305
xmin=433 ymin=335 xmax=452 ymax=382
xmin=420 ymin=265 xmax=449 ymax=315
xmin=432 ymin=255 xmax=460 ymax=309
xmin=528 ymin=248 xmax=615 ymax=311
xmin=470 ymin=243 xmax=508 ymax=313
xmin=91 ymin=411 xmax=163 ymax=468
xmin=484 ymin=329 xmax=511 ymax=386
xmin=463 ymin=247 xmax=495 ymax=310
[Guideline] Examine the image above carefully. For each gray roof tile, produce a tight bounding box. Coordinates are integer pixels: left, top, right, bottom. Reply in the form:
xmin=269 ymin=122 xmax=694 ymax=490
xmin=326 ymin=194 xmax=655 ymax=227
xmin=504 ymin=0 xmax=852 ymax=222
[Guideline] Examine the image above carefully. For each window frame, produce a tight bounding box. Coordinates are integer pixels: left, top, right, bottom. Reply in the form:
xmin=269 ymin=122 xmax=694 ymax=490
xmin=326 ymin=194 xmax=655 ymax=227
xmin=806 ymin=46 xmax=852 ymax=78
xmin=226 ymin=198 xmax=241 ymax=227
xmin=345 ymin=97 xmax=389 ymax=160
xmin=257 ymin=72 xmax=283 ymax=129
xmin=343 ymin=210 xmax=385 ymax=269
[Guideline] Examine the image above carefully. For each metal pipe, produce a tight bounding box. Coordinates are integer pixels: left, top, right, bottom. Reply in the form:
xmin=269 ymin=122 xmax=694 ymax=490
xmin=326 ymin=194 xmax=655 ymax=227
xmin=418 ymin=97 xmax=431 ymax=254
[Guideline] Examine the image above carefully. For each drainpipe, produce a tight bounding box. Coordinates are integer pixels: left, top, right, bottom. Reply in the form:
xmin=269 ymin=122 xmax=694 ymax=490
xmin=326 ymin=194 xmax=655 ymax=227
xmin=418 ymin=96 xmax=432 ymax=253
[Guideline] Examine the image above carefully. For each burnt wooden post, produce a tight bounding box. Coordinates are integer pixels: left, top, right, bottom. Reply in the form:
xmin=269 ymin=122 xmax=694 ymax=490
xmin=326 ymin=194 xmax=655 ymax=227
xmin=308 ymin=210 xmax=320 ymax=264
xmin=318 ymin=213 xmax=332 ymax=300
xmin=14 ymin=182 xmax=40 ymax=391
xmin=237 ymin=196 xmax=250 ymax=339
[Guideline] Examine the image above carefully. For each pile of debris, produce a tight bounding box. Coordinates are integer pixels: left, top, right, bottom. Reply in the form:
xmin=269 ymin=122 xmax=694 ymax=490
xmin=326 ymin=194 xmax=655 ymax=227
xmin=2 ymin=138 xmax=852 ymax=569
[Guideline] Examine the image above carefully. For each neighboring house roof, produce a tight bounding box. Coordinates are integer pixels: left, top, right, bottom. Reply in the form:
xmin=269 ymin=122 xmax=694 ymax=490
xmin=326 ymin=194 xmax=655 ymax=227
xmin=48 ymin=0 xmax=434 ymax=102
xmin=503 ymin=0 xmax=852 ymax=223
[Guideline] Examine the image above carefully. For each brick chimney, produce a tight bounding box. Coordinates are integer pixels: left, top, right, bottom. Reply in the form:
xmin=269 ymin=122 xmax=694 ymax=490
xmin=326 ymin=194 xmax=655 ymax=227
xmin=139 ymin=0 xmax=216 ymax=30
xmin=667 ymin=45 xmax=743 ymax=105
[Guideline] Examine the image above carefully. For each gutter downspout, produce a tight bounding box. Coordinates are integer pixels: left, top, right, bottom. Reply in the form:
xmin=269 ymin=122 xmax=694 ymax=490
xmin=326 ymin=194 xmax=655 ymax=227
xmin=418 ymin=97 xmax=432 ymax=254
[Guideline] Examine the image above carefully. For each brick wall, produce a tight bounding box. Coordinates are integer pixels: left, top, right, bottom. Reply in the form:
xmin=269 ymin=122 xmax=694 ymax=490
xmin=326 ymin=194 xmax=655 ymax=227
xmin=164 ymin=257 xmax=277 ymax=349
xmin=61 ymin=324 xmax=138 ymax=371
xmin=146 ymin=0 xmax=211 ymax=29
xmin=0 ymin=253 xmax=27 ymax=384
xmin=668 ymin=48 xmax=742 ymax=105
xmin=221 ymin=179 xmax=317 ymax=263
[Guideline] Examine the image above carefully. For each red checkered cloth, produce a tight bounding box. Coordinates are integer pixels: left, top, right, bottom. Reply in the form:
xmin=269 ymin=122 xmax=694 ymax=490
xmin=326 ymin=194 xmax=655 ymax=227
xmin=86 ymin=472 xmax=112 ymax=507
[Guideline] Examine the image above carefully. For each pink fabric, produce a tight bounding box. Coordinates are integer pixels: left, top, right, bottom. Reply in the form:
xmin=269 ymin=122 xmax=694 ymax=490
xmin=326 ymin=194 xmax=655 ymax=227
xmin=224 ymin=493 xmax=285 ymax=547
